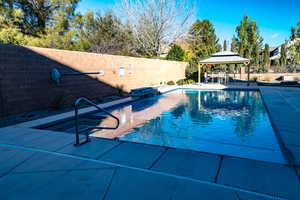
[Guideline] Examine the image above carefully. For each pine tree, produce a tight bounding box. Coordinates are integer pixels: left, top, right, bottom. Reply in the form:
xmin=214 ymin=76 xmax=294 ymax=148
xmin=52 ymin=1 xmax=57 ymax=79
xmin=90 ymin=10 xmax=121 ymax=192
xmin=186 ymin=19 xmax=220 ymax=77
xmin=223 ymin=40 xmax=227 ymax=51
xmin=234 ymin=16 xmax=263 ymax=72
xmin=188 ymin=19 xmax=220 ymax=59
xmin=290 ymin=21 xmax=300 ymax=40
xmin=262 ymin=44 xmax=270 ymax=72
xmin=231 ymin=36 xmax=238 ymax=52
xmin=166 ymin=44 xmax=185 ymax=61
xmin=279 ymin=44 xmax=287 ymax=68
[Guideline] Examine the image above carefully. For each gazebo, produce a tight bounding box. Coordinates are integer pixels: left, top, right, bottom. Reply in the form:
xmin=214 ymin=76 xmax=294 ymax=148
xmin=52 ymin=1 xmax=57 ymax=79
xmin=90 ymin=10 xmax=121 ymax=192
xmin=198 ymin=51 xmax=251 ymax=85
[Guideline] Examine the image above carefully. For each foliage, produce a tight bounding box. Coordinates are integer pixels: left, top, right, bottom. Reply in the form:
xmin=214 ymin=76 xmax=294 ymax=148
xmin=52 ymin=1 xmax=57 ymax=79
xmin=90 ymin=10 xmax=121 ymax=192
xmin=262 ymin=44 xmax=270 ymax=72
xmin=0 ymin=27 xmax=29 ymax=45
xmin=12 ymin=0 xmax=80 ymax=35
xmin=289 ymin=21 xmax=300 ymax=68
xmin=233 ymin=16 xmax=263 ymax=67
xmin=291 ymin=21 xmax=300 ymax=40
xmin=80 ymin=11 xmax=135 ymax=55
xmin=120 ymin=0 xmax=194 ymax=57
xmin=279 ymin=43 xmax=287 ymax=67
xmin=289 ymin=40 xmax=300 ymax=65
xmin=115 ymin=84 xmax=125 ymax=96
xmin=50 ymin=93 xmax=67 ymax=110
xmin=251 ymin=76 xmax=258 ymax=81
xmin=223 ymin=40 xmax=227 ymax=51
xmin=176 ymin=79 xmax=194 ymax=85
xmin=186 ymin=19 xmax=220 ymax=77
xmin=166 ymin=44 xmax=185 ymax=61
xmin=167 ymin=80 xmax=175 ymax=85
xmin=183 ymin=49 xmax=193 ymax=62
xmin=187 ymin=19 xmax=220 ymax=59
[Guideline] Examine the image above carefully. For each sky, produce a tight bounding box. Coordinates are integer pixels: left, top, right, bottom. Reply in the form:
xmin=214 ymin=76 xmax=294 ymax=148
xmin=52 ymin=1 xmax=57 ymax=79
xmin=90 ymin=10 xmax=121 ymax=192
xmin=77 ymin=0 xmax=300 ymax=47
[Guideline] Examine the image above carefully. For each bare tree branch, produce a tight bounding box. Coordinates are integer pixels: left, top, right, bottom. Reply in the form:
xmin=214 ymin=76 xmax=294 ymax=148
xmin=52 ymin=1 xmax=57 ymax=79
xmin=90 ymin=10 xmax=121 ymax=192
xmin=120 ymin=0 xmax=195 ymax=57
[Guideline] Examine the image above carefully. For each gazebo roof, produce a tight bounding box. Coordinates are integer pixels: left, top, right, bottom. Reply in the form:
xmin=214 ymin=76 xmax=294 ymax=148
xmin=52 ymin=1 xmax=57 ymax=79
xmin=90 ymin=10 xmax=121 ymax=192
xmin=199 ymin=51 xmax=250 ymax=65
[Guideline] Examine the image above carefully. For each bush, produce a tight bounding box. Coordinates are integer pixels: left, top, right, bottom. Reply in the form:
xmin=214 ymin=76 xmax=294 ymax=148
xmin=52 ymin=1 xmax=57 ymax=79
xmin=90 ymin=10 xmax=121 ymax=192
xmin=176 ymin=79 xmax=194 ymax=85
xmin=167 ymin=81 xmax=175 ymax=85
xmin=251 ymin=76 xmax=259 ymax=82
xmin=186 ymin=79 xmax=195 ymax=84
xmin=166 ymin=44 xmax=185 ymax=61
xmin=115 ymin=84 xmax=125 ymax=96
xmin=176 ymin=79 xmax=185 ymax=85
xmin=50 ymin=93 xmax=67 ymax=110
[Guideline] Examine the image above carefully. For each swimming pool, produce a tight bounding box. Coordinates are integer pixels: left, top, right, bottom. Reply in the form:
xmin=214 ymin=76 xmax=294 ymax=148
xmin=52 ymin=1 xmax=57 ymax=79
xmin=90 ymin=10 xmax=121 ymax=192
xmin=42 ymin=89 xmax=286 ymax=164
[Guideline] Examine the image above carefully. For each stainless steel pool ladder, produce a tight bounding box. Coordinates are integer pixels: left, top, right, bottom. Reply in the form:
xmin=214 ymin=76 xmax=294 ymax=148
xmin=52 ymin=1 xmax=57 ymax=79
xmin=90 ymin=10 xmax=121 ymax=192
xmin=74 ymin=97 xmax=120 ymax=146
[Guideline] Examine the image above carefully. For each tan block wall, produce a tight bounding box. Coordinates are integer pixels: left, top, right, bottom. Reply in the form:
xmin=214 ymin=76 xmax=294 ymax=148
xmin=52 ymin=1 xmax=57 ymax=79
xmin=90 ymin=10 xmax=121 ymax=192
xmin=0 ymin=44 xmax=187 ymax=116
xmin=28 ymin=46 xmax=186 ymax=91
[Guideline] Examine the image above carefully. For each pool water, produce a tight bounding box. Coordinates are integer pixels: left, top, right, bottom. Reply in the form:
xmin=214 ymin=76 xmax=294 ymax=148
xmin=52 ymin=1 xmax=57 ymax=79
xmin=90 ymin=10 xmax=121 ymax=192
xmin=91 ymin=89 xmax=285 ymax=163
xmin=42 ymin=89 xmax=286 ymax=164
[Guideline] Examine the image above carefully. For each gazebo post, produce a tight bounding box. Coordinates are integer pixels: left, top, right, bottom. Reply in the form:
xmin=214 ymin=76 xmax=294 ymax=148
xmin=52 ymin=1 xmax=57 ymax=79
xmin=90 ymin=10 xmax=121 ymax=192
xmin=247 ymin=62 xmax=251 ymax=86
xmin=198 ymin=64 xmax=202 ymax=84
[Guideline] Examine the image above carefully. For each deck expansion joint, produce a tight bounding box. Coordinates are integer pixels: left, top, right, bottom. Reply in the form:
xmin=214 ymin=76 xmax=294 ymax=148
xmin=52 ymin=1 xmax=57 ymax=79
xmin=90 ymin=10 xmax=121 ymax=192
xmin=0 ymin=143 xmax=287 ymax=200
xmin=95 ymin=140 xmax=124 ymax=160
xmin=214 ymin=155 xmax=224 ymax=183
xmin=147 ymin=147 xmax=169 ymax=169
xmin=102 ymin=167 xmax=119 ymax=200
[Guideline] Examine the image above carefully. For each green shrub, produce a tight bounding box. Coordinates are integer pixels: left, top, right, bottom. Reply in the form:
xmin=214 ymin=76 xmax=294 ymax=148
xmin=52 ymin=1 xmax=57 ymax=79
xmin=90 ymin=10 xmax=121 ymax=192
xmin=176 ymin=79 xmax=194 ymax=85
xmin=167 ymin=81 xmax=175 ymax=85
xmin=115 ymin=84 xmax=125 ymax=96
xmin=186 ymin=79 xmax=195 ymax=84
xmin=166 ymin=44 xmax=185 ymax=61
xmin=50 ymin=93 xmax=67 ymax=110
xmin=176 ymin=79 xmax=185 ymax=85
xmin=251 ymin=76 xmax=258 ymax=82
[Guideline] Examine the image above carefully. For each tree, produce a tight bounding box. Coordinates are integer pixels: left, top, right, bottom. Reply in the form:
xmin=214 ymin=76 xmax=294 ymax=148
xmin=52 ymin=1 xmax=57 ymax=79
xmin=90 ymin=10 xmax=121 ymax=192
xmin=120 ymin=0 xmax=194 ymax=57
xmin=289 ymin=21 xmax=300 ymax=71
xmin=84 ymin=12 xmax=134 ymax=55
xmin=187 ymin=19 xmax=220 ymax=59
xmin=290 ymin=40 xmax=300 ymax=67
xmin=19 ymin=0 xmax=79 ymax=34
xmin=166 ymin=44 xmax=185 ymax=61
xmin=279 ymin=43 xmax=287 ymax=68
xmin=291 ymin=21 xmax=300 ymax=40
xmin=185 ymin=19 xmax=220 ymax=78
xmin=234 ymin=16 xmax=263 ymax=72
xmin=223 ymin=40 xmax=227 ymax=51
xmin=262 ymin=44 xmax=270 ymax=72
xmin=231 ymin=36 xmax=238 ymax=52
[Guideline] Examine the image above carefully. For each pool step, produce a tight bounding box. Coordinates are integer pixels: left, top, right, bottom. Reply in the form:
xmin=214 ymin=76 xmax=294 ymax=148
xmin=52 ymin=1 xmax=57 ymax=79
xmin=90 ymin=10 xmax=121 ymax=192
xmin=44 ymin=118 xmax=102 ymax=132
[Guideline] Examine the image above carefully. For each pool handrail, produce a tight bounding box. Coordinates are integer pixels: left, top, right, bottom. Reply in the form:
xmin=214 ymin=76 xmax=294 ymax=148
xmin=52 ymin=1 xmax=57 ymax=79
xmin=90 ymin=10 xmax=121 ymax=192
xmin=74 ymin=97 xmax=120 ymax=146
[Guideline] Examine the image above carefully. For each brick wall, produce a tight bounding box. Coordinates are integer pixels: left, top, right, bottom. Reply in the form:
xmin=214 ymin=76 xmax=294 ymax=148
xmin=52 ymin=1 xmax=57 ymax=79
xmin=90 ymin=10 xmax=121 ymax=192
xmin=0 ymin=44 xmax=187 ymax=116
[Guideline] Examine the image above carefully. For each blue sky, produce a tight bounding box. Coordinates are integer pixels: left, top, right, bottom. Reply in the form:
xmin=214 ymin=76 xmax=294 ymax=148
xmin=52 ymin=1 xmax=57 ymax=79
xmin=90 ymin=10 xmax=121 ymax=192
xmin=77 ymin=0 xmax=300 ymax=47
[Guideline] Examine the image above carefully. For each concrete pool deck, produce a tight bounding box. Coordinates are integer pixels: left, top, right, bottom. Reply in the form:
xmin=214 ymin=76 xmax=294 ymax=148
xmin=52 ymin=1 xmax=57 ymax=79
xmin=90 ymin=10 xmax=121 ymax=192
xmin=0 ymin=85 xmax=300 ymax=199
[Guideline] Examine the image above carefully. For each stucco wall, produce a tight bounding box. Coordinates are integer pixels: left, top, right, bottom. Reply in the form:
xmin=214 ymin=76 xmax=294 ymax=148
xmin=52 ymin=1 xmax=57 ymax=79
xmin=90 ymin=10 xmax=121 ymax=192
xmin=0 ymin=44 xmax=187 ymax=116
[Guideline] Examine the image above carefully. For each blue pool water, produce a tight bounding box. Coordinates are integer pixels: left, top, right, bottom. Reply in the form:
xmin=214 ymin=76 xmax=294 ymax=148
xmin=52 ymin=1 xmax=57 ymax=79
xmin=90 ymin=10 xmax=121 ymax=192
xmin=95 ymin=89 xmax=285 ymax=163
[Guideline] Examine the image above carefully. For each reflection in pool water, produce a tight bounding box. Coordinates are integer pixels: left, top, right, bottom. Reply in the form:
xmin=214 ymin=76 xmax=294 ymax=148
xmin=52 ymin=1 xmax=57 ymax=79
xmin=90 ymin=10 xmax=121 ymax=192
xmin=92 ymin=89 xmax=285 ymax=164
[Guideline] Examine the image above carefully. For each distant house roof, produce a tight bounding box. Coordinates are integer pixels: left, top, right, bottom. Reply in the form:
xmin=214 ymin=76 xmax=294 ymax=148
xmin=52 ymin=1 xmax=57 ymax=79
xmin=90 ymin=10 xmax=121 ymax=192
xmin=211 ymin=51 xmax=239 ymax=56
xmin=199 ymin=51 xmax=250 ymax=65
